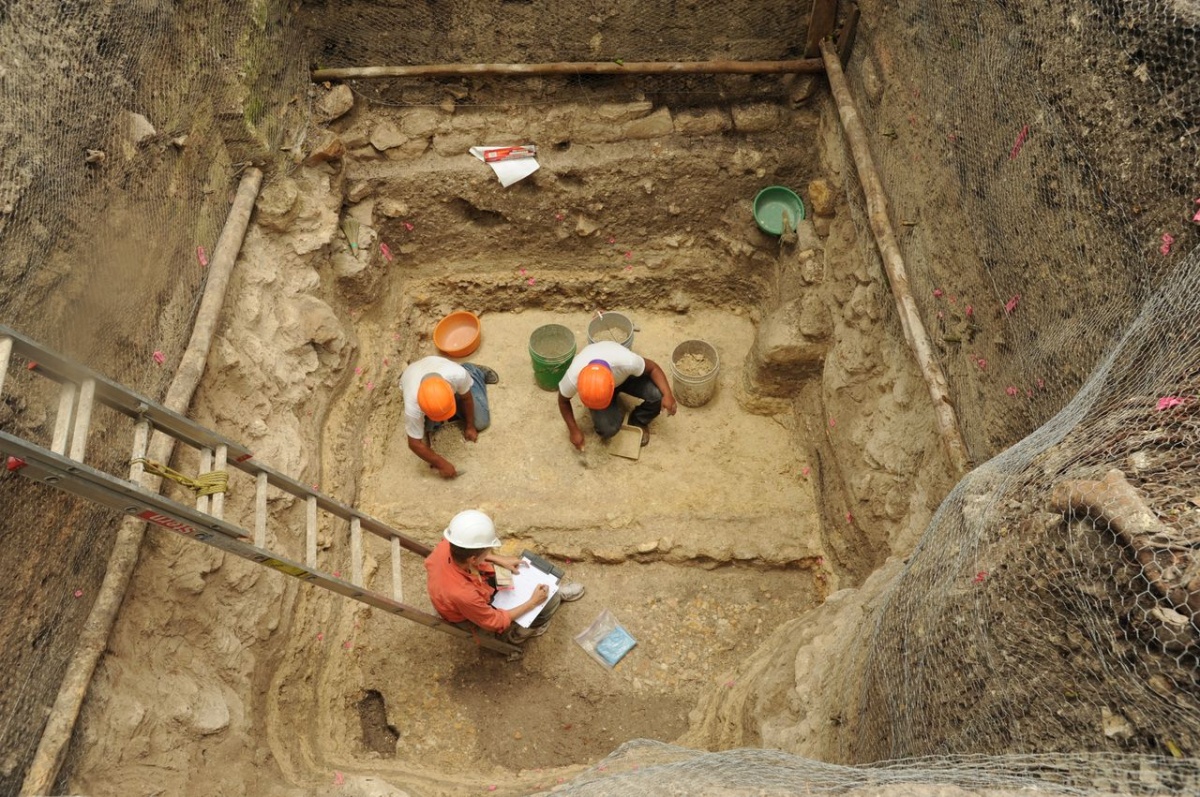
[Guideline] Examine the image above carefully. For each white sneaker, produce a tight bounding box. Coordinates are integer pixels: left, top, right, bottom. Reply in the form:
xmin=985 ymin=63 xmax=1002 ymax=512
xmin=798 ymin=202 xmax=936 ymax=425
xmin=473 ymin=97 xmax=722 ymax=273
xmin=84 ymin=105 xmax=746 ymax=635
xmin=558 ymin=582 xmax=586 ymax=602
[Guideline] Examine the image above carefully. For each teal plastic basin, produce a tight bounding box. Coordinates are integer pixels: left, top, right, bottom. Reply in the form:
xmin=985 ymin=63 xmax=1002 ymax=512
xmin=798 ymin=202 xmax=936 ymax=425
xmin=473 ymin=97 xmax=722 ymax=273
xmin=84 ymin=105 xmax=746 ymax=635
xmin=753 ymin=186 xmax=806 ymax=235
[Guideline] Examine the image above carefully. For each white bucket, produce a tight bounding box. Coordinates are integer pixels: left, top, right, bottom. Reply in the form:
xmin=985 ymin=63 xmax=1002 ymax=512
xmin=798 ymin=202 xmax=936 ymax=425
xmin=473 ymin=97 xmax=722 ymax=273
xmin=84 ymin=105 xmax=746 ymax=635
xmin=586 ymin=312 xmax=635 ymax=349
xmin=669 ymin=339 xmax=720 ymax=408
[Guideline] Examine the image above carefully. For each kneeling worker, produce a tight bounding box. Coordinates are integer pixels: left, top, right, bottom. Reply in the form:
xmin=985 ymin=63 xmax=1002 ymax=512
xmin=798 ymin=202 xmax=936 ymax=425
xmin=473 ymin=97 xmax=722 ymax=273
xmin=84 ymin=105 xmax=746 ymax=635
xmin=400 ymin=355 xmax=498 ymax=479
xmin=557 ymin=340 xmax=677 ymax=450
xmin=424 ymin=509 xmax=585 ymax=644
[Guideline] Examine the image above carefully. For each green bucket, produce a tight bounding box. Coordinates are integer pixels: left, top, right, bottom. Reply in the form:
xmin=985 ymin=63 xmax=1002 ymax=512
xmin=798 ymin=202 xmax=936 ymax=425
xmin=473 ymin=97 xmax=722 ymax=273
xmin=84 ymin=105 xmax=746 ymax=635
xmin=529 ymin=324 xmax=577 ymax=391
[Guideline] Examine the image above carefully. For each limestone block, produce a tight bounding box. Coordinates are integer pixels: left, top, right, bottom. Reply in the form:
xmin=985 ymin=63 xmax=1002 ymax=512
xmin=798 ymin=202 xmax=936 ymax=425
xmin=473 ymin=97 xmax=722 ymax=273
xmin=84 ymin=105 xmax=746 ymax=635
xmin=808 ymin=178 xmax=838 ymax=216
xmin=347 ymin=179 xmax=375 ymax=203
xmin=378 ymin=198 xmax=410 ymax=219
xmin=402 ymin=107 xmax=442 ymax=138
xmin=256 ymin=178 xmax=300 ymax=233
xmin=623 ymin=107 xmax=674 ymax=140
xmin=341 ymin=121 xmax=373 ymax=149
xmin=431 ymin=131 xmax=476 ymax=156
xmin=370 ymin=121 xmax=406 ymax=151
xmin=732 ymin=103 xmax=785 ymax=133
xmin=303 ymin=130 xmax=345 ymax=165
xmin=127 ymin=111 xmax=156 ymax=145
xmin=675 ymin=107 xmax=731 ymax=136
xmin=742 ymin=297 xmax=831 ymax=399
xmin=316 ymin=83 xmax=354 ymax=123
xmin=573 ymin=101 xmax=658 ymax=142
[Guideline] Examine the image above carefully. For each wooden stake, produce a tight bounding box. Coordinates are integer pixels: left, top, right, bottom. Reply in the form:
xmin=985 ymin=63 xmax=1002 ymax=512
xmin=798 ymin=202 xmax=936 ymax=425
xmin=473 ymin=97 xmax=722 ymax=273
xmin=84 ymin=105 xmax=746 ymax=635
xmin=819 ymin=41 xmax=971 ymax=474
xmin=312 ymin=57 xmax=824 ymax=82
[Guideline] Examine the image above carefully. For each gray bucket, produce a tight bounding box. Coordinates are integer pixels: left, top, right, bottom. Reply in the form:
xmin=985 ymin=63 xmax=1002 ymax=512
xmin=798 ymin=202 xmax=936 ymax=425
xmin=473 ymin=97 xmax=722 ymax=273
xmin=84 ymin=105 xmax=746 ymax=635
xmin=586 ymin=312 xmax=634 ymax=349
xmin=669 ymin=339 xmax=720 ymax=407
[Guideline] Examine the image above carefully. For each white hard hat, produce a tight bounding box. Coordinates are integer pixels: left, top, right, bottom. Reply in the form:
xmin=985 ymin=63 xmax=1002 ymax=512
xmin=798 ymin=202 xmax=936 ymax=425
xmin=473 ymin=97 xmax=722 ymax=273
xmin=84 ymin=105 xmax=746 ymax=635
xmin=443 ymin=509 xmax=501 ymax=549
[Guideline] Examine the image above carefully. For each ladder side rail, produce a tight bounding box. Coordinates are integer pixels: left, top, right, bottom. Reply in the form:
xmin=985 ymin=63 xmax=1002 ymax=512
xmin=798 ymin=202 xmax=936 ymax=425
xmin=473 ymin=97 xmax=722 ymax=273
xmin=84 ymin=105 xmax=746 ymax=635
xmin=0 ymin=429 xmax=519 ymax=656
xmin=226 ymin=456 xmax=432 ymax=557
xmin=16 ymin=361 xmax=251 ymax=462
xmin=0 ymin=326 xmax=250 ymax=460
xmin=359 ymin=516 xmax=433 ymax=557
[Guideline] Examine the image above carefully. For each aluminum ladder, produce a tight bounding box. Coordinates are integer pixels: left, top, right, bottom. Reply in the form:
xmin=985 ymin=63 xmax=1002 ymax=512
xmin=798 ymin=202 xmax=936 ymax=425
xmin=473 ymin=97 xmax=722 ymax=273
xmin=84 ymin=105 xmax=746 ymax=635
xmin=0 ymin=324 xmax=521 ymax=656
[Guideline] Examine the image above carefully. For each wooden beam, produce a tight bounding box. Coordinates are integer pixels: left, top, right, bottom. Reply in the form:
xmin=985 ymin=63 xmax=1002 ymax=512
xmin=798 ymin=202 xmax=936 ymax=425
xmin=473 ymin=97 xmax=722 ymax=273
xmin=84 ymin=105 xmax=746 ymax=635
xmin=819 ymin=40 xmax=972 ymax=475
xmin=805 ymin=0 xmax=839 ymax=58
xmin=312 ymin=58 xmax=825 ymax=82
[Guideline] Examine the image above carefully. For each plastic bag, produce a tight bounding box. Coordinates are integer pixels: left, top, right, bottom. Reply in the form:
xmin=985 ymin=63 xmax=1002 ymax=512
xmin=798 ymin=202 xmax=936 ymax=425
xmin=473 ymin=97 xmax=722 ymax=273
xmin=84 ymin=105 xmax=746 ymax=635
xmin=574 ymin=608 xmax=637 ymax=669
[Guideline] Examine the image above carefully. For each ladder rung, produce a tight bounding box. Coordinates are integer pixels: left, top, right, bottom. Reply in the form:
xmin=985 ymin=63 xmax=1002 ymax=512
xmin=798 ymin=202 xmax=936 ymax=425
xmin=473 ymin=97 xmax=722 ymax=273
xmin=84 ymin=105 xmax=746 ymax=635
xmin=68 ymin=378 xmax=96 ymax=462
xmin=391 ymin=537 xmax=403 ymax=602
xmin=350 ymin=518 xmax=363 ymax=587
xmin=50 ymin=382 xmax=76 ymax=455
xmin=306 ymin=495 xmax=317 ymax=567
xmin=129 ymin=419 xmax=150 ymax=482
xmin=254 ymin=472 xmax=268 ymax=548
xmin=0 ymin=336 xmax=13 ymax=398
xmin=210 ymin=444 xmax=227 ymax=520
xmin=196 ymin=448 xmax=212 ymax=512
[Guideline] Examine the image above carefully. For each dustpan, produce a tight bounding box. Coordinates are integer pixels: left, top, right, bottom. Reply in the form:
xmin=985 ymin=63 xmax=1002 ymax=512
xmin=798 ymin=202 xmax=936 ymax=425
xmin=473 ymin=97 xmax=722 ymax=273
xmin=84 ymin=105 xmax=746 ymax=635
xmin=608 ymin=424 xmax=643 ymax=460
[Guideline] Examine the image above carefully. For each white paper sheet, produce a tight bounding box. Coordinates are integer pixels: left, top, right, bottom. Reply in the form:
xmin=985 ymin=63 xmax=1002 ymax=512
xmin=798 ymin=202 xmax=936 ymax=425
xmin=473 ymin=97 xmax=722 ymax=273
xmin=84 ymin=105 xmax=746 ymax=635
xmin=469 ymin=146 xmax=541 ymax=187
xmin=491 ymin=558 xmax=559 ymax=627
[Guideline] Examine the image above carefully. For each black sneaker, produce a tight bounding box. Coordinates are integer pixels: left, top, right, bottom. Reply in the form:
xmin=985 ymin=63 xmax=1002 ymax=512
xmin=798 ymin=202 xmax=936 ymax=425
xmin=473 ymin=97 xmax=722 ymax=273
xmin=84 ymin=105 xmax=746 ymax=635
xmin=478 ymin=365 xmax=500 ymax=385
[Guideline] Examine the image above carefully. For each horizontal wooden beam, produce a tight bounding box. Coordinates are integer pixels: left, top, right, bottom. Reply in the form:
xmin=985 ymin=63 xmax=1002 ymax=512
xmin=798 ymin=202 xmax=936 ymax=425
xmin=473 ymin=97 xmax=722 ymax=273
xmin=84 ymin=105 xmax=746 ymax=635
xmin=312 ymin=58 xmax=825 ymax=82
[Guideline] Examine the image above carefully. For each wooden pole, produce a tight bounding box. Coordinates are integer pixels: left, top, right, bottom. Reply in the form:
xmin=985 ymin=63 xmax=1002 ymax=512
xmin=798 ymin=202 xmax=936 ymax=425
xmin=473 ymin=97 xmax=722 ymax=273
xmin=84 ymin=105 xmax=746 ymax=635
xmin=819 ymin=40 xmax=971 ymax=475
xmin=312 ymin=57 xmax=825 ymax=82
xmin=21 ymin=168 xmax=264 ymax=797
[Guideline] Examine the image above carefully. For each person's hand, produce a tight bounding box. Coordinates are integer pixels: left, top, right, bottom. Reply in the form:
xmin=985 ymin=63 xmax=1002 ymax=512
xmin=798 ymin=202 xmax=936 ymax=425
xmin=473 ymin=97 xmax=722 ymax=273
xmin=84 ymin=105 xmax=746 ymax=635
xmin=464 ymin=425 xmax=478 ymax=443
xmin=493 ymin=555 xmax=523 ymax=571
xmin=435 ymin=461 xmax=457 ymax=479
xmin=663 ymin=394 xmax=678 ymax=416
xmin=531 ymin=584 xmax=550 ymax=603
xmin=569 ymin=428 xmax=585 ymax=450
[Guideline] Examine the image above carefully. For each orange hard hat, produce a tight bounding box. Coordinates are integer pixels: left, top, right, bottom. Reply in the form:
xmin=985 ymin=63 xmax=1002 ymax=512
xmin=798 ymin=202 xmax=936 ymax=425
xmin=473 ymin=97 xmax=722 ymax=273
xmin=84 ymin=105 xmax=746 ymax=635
xmin=417 ymin=375 xmax=457 ymax=421
xmin=577 ymin=360 xmax=614 ymax=410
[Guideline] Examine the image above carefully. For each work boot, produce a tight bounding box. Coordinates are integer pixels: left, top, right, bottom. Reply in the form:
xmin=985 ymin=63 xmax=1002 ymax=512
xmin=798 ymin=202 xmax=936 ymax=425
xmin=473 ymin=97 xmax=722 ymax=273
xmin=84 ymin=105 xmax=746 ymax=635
xmin=507 ymin=623 xmax=549 ymax=644
xmin=630 ymin=423 xmax=650 ymax=447
xmin=558 ymin=582 xmax=586 ymax=602
xmin=478 ymin=365 xmax=500 ymax=385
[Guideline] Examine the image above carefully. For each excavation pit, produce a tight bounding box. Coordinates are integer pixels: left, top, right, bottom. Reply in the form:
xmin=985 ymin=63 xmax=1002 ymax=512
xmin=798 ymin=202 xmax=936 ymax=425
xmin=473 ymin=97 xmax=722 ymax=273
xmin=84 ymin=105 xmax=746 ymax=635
xmin=305 ymin=307 xmax=828 ymax=772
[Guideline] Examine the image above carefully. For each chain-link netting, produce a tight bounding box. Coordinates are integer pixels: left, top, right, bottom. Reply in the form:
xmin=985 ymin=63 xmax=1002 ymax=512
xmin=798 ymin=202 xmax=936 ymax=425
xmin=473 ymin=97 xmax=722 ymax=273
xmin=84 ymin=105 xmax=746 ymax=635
xmin=0 ymin=2 xmax=307 ymax=793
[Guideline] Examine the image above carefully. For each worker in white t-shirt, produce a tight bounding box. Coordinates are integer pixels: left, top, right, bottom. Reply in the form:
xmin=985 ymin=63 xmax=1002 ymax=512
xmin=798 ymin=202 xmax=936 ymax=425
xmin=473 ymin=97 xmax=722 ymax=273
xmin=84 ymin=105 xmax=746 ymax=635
xmin=400 ymin=356 xmax=498 ymax=478
xmin=557 ymin=340 xmax=676 ymax=450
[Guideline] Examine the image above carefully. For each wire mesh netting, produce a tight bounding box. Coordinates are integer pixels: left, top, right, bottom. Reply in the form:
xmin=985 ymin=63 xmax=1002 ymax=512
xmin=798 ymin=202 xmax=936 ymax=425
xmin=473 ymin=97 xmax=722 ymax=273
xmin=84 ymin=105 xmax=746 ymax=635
xmin=550 ymin=740 xmax=1200 ymax=795
xmin=839 ymin=0 xmax=1200 ymax=767
xmin=2 ymin=0 xmax=1200 ymax=794
xmin=0 ymin=2 xmax=307 ymax=793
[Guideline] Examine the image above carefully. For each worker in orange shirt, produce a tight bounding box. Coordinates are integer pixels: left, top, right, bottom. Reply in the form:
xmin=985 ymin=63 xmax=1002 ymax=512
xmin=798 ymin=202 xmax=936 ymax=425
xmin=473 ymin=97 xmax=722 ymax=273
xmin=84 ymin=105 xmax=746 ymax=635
xmin=557 ymin=340 xmax=677 ymax=449
xmin=424 ymin=510 xmax=585 ymax=644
